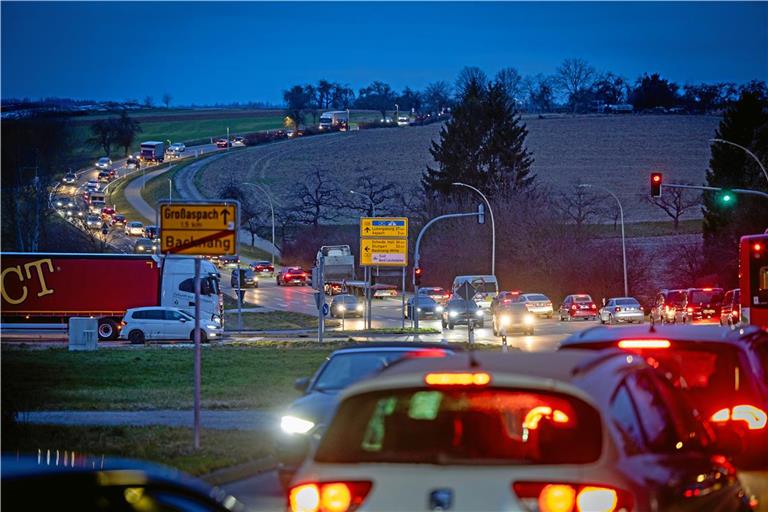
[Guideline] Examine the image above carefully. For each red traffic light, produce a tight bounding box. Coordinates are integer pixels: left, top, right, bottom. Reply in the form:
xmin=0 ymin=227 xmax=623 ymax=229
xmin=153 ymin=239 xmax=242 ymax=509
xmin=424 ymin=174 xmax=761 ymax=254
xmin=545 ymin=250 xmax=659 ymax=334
xmin=650 ymin=172 xmax=663 ymax=198
xmin=755 ymin=243 xmax=763 ymax=252
xmin=414 ymin=267 xmax=423 ymax=286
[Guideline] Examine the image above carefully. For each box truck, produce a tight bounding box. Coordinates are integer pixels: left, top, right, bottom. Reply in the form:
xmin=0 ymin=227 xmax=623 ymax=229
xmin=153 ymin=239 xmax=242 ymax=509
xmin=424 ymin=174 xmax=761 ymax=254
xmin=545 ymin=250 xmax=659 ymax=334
xmin=140 ymin=141 xmax=166 ymax=163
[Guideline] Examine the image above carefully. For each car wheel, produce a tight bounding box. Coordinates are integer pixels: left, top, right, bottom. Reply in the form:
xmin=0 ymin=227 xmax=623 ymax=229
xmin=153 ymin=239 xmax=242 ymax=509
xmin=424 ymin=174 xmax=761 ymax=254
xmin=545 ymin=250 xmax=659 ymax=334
xmin=128 ymin=330 xmax=145 ymax=345
xmin=448 ymin=322 xmax=454 ymax=330
xmin=600 ymin=316 xmax=606 ymax=324
xmin=98 ymin=319 xmax=118 ymax=340
xmin=609 ymin=314 xmax=615 ymax=325
xmin=441 ymin=319 xmax=447 ymax=329
xmin=190 ymin=329 xmax=208 ymax=343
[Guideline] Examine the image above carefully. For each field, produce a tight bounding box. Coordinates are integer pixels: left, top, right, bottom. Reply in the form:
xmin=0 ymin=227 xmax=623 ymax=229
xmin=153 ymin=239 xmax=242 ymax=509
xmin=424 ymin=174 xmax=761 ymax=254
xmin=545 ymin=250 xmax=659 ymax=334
xmin=69 ymin=109 xmax=383 ymax=165
xmin=196 ymin=114 xmax=721 ymax=223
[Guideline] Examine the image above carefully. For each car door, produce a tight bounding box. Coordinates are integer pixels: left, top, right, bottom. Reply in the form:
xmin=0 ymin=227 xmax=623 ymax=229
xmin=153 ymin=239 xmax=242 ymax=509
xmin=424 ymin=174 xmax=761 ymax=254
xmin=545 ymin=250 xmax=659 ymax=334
xmin=142 ymin=309 xmax=165 ymax=339
xmin=601 ymin=300 xmax=613 ymax=322
xmin=163 ymin=309 xmax=189 ymax=340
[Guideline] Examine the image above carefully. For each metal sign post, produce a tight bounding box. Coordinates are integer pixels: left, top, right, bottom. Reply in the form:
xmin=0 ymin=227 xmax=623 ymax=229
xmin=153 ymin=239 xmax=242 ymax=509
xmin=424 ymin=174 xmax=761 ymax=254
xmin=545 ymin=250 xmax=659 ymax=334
xmin=236 ymin=262 xmax=242 ymax=332
xmin=401 ymin=268 xmax=406 ymax=329
xmin=157 ymin=199 xmax=240 ymax=451
xmin=193 ymin=257 xmax=201 ymax=449
xmin=316 ymin=256 xmax=325 ymax=342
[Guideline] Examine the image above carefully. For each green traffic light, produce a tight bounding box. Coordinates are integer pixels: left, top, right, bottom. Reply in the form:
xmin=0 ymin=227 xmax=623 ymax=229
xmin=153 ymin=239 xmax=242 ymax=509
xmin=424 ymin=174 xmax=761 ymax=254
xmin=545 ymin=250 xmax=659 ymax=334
xmin=722 ymin=194 xmax=732 ymax=202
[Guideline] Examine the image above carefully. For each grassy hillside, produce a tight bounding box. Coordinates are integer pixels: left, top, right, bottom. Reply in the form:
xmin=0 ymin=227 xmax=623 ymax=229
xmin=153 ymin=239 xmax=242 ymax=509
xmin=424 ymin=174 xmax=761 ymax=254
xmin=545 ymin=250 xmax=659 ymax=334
xmin=197 ymin=114 xmax=721 ymax=224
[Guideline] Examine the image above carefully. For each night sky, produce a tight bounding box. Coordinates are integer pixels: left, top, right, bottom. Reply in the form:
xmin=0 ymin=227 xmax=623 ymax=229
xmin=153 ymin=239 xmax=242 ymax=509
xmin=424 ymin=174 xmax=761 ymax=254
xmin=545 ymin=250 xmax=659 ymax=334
xmin=2 ymin=1 xmax=766 ymax=104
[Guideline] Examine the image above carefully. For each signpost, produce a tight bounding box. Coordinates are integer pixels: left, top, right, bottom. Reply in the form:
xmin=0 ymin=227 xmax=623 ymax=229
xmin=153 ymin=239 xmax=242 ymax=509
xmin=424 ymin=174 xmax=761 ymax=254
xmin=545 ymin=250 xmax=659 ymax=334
xmin=158 ymin=200 xmax=239 ymax=450
xmin=359 ymin=217 xmax=408 ymax=329
xmin=456 ymin=282 xmax=478 ymax=345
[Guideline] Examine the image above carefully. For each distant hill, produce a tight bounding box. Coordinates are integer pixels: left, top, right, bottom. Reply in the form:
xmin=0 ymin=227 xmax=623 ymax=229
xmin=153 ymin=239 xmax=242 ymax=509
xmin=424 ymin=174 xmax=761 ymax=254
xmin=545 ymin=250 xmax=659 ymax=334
xmin=198 ymin=114 xmax=721 ymax=223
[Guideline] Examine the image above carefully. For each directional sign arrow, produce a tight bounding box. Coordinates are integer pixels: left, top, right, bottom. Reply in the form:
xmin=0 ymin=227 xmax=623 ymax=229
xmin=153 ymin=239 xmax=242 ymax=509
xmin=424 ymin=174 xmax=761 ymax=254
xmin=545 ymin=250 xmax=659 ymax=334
xmin=221 ymin=209 xmax=230 ymax=224
xmin=364 ymin=227 xmax=370 ymax=233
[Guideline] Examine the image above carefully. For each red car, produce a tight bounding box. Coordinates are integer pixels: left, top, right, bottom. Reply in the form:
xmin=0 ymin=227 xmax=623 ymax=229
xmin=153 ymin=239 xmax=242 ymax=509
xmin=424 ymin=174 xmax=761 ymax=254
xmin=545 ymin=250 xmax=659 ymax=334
xmin=111 ymin=214 xmax=127 ymax=227
xmin=100 ymin=207 xmax=116 ymax=221
xmin=215 ymin=138 xmax=230 ymax=148
xmin=249 ymin=260 xmax=274 ymax=277
xmin=277 ymin=267 xmax=309 ymax=286
xmin=558 ymin=294 xmax=598 ymax=321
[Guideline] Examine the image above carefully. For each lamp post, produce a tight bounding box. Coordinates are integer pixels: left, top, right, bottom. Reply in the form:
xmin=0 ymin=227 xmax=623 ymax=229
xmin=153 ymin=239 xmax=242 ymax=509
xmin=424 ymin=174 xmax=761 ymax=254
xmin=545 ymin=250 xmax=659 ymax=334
xmin=710 ymin=138 xmax=768 ymax=184
xmin=243 ymin=182 xmax=276 ymax=268
xmin=168 ymin=179 xmax=172 ymax=203
xmin=579 ymin=184 xmax=628 ymax=296
xmin=349 ymin=189 xmax=375 ymax=217
xmin=451 ymin=182 xmax=496 ymax=275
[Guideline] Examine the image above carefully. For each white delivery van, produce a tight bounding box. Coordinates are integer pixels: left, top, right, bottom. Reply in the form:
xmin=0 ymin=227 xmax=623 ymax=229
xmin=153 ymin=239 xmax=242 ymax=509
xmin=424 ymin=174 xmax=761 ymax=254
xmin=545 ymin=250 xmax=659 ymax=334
xmin=452 ymin=275 xmax=499 ymax=314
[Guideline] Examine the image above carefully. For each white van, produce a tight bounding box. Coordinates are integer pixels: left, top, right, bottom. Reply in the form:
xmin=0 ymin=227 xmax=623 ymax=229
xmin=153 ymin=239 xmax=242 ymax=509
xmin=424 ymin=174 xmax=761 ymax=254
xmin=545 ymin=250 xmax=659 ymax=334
xmin=452 ymin=275 xmax=499 ymax=313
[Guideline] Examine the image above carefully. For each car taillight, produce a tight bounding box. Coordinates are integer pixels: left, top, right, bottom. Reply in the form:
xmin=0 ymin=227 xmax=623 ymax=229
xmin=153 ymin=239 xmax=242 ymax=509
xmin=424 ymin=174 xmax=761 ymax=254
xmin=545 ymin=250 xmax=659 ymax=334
xmin=618 ymin=339 xmax=671 ymax=349
xmin=513 ymin=482 xmax=632 ymax=512
xmin=571 ymin=305 xmax=577 ymax=310
xmin=289 ymin=481 xmax=372 ymax=512
xmin=687 ymin=307 xmax=693 ymax=313
xmin=406 ymin=349 xmax=449 ymax=359
xmin=614 ymin=306 xmax=621 ymax=312
xmin=590 ymin=303 xmax=597 ymax=309
xmin=425 ymin=372 xmax=491 ymax=386
xmin=710 ymin=405 xmax=767 ymax=430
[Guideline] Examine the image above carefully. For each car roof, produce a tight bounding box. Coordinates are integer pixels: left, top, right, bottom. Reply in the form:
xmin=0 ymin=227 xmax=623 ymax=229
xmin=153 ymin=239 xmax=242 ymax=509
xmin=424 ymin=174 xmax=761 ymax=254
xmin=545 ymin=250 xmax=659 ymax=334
xmin=608 ymin=297 xmax=639 ymax=301
xmin=330 ymin=342 xmax=463 ymax=356
xmin=561 ymin=324 xmax=765 ymax=347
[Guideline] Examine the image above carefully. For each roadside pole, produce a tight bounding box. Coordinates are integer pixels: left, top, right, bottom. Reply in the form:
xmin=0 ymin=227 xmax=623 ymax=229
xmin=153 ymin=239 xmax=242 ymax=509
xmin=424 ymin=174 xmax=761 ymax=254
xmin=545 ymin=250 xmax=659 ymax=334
xmin=317 ymin=256 xmax=325 ymax=343
xmin=193 ymin=257 xmax=201 ymax=450
xmin=401 ymin=268 xmax=406 ymax=329
xmin=236 ymin=262 xmax=242 ymax=332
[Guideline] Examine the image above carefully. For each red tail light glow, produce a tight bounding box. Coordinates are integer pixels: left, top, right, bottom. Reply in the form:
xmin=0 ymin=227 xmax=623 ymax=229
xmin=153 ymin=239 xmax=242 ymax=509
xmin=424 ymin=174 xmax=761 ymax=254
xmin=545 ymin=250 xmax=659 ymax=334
xmin=614 ymin=307 xmax=621 ymax=312
xmin=571 ymin=305 xmax=577 ymax=310
xmin=289 ymin=481 xmax=372 ymax=512
xmin=513 ymin=482 xmax=630 ymax=512
xmin=425 ymin=372 xmax=491 ymax=386
xmin=618 ymin=339 xmax=671 ymax=349
xmin=523 ymin=406 xmax=570 ymax=430
xmin=405 ymin=349 xmax=449 ymax=359
xmin=687 ymin=307 xmax=693 ymax=313
xmin=590 ymin=304 xmax=597 ymax=309
xmin=710 ymin=405 xmax=767 ymax=430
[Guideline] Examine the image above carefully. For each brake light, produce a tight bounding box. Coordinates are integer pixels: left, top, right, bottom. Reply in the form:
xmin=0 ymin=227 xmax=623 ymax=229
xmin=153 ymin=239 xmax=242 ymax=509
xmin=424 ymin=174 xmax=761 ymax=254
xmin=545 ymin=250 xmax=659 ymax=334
xmin=513 ymin=482 xmax=630 ymax=512
xmin=503 ymin=299 xmax=511 ymax=304
xmin=618 ymin=339 xmax=671 ymax=349
xmin=523 ymin=406 xmax=570 ymax=430
xmin=614 ymin=307 xmax=621 ymax=312
xmin=425 ymin=372 xmax=491 ymax=386
xmin=571 ymin=305 xmax=577 ymax=310
xmin=687 ymin=307 xmax=693 ymax=313
xmin=703 ymin=288 xmax=713 ymax=291
xmin=406 ymin=349 xmax=449 ymax=359
xmin=289 ymin=481 xmax=372 ymax=512
xmin=590 ymin=304 xmax=597 ymax=309
xmin=710 ymin=405 xmax=767 ymax=430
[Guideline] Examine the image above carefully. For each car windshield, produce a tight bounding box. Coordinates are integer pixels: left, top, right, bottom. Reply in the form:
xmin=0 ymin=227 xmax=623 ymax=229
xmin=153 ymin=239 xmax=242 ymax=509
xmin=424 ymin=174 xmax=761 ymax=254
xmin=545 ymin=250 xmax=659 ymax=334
xmin=312 ymin=351 xmax=414 ymax=391
xmin=447 ymin=300 xmax=476 ymax=310
xmin=628 ymin=344 xmax=760 ymax=416
xmin=689 ymin=290 xmax=723 ymax=304
xmin=414 ymin=297 xmax=437 ymax=305
xmin=316 ymin=388 xmax=602 ymax=465
xmin=616 ymin=299 xmax=640 ymax=306
xmin=335 ymin=296 xmax=357 ymax=305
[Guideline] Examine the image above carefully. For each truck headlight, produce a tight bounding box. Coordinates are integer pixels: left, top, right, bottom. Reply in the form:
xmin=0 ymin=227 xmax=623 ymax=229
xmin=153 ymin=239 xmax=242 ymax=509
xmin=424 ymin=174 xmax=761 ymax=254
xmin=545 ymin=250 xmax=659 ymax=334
xmin=449 ymin=311 xmax=458 ymax=318
xmin=524 ymin=314 xmax=535 ymax=325
xmin=281 ymin=415 xmax=315 ymax=435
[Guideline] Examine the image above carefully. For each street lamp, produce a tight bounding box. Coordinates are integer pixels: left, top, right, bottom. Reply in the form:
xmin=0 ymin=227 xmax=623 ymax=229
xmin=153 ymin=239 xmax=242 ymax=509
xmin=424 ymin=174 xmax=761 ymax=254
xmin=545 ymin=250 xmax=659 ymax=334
xmin=349 ymin=189 xmax=375 ymax=217
xmin=711 ymin=138 xmax=768 ymax=184
xmin=243 ymin=182 xmax=277 ymax=268
xmin=451 ymin=182 xmax=496 ymax=275
xmin=579 ymin=184 xmax=628 ymax=297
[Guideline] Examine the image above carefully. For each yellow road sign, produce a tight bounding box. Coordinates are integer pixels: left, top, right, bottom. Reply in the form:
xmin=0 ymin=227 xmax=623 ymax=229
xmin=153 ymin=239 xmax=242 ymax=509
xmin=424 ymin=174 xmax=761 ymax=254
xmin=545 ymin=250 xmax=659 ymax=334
xmin=160 ymin=230 xmax=237 ymax=255
xmin=159 ymin=202 xmax=239 ymax=255
xmin=360 ymin=238 xmax=408 ymax=266
xmin=360 ymin=217 xmax=408 ymax=238
xmin=161 ymin=204 xmax=237 ymax=230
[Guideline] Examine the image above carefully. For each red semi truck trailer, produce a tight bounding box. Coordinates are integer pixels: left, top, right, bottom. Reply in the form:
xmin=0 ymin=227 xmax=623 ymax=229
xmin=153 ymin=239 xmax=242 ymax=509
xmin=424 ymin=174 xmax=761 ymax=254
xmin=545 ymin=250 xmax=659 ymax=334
xmin=1 ymin=253 xmax=222 ymax=340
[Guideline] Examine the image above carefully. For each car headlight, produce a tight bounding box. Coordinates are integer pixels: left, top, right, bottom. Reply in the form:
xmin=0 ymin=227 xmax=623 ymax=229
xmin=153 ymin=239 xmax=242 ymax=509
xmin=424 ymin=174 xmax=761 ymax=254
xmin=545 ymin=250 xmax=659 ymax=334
xmin=436 ymin=306 xmax=444 ymax=313
xmin=524 ymin=314 xmax=535 ymax=325
xmin=205 ymin=324 xmax=218 ymax=329
xmin=356 ymin=304 xmax=363 ymax=311
xmin=338 ymin=305 xmax=346 ymax=312
xmin=137 ymin=246 xmax=144 ymax=250
xmin=449 ymin=311 xmax=458 ymax=318
xmin=417 ymin=307 xmax=422 ymax=312
xmin=475 ymin=310 xmax=484 ymax=317
xmin=500 ymin=315 xmax=511 ymax=327
xmin=281 ymin=415 xmax=315 ymax=435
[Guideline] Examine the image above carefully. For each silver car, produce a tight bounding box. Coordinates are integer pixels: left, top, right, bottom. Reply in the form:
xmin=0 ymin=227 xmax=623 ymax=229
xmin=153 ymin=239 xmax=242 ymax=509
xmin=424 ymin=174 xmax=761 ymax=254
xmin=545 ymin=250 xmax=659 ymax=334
xmin=599 ymin=297 xmax=644 ymax=324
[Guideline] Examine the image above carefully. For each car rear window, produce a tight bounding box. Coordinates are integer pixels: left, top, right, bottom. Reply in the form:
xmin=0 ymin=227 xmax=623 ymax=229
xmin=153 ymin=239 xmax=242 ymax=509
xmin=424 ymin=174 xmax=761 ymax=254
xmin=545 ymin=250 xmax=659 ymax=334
xmin=316 ymin=388 xmax=602 ymax=465
xmin=526 ymin=294 xmax=549 ymax=301
xmin=616 ymin=299 xmax=640 ymax=306
xmin=689 ymin=290 xmax=723 ymax=304
xmin=573 ymin=295 xmax=592 ymax=303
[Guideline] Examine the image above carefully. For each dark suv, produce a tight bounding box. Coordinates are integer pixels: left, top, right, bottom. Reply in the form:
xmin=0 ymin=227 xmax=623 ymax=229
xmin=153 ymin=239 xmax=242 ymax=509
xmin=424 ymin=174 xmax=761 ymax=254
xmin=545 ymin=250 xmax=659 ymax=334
xmin=677 ymin=287 xmax=724 ymax=324
xmin=649 ymin=288 xmax=687 ymax=324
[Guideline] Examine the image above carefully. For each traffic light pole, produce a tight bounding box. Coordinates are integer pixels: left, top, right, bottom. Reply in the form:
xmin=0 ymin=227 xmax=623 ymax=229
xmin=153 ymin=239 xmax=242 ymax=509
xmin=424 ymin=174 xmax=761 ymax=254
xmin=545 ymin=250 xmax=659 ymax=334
xmin=662 ymin=183 xmax=768 ymax=200
xmin=413 ymin=209 xmax=485 ymax=329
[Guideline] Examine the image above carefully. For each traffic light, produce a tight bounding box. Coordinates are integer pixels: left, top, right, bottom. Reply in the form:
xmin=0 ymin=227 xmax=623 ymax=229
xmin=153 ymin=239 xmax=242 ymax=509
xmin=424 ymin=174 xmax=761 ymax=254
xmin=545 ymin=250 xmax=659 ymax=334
xmin=414 ymin=267 xmax=423 ymax=286
xmin=717 ymin=190 xmax=735 ymax=207
xmin=650 ymin=173 xmax=662 ymax=197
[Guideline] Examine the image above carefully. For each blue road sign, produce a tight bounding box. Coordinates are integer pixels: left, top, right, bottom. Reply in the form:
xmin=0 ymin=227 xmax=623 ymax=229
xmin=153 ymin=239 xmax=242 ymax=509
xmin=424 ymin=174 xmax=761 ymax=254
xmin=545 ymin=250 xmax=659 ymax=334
xmin=322 ymin=303 xmax=330 ymax=316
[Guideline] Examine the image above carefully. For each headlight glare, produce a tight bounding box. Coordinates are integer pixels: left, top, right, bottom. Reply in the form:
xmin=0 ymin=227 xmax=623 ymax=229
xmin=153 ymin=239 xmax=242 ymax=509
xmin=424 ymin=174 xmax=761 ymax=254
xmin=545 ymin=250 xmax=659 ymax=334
xmin=449 ymin=311 xmax=458 ymax=318
xmin=475 ymin=309 xmax=484 ymax=317
xmin=524 ymin=314 xmax=535 ymax=325
xmin=281 ymin=415 xmax=315 ymax=435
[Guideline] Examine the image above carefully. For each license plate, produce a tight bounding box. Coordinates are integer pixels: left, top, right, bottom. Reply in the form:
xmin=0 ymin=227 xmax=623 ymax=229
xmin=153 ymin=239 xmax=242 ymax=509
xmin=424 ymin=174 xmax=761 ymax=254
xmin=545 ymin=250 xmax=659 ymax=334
xmin=580 ymin=305 xmax=588 ymax=309
xmin=703 ymin=309 xmax=714 ymax=314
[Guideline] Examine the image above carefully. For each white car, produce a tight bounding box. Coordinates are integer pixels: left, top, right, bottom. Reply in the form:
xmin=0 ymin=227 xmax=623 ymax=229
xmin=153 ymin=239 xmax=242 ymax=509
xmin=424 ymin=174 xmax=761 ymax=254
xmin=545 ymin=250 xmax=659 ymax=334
xmin=519 ymin=293 xmax=554 ymax=318
xmin=125 ymin=221 xmax=144 ymax=236
xmin=95 ymin=157 xmax=112 ymax=169
xmin=85 ymin=179 xmax=100 ymax=191
xmin=119 ymin=306 xmax=222 ymax=344
xmin=288 ymin=351 xmax=738 ymax=512
xmin=169 ymin=142 xmax=186 ymax=153
xmin=85 ymin=214 xmax=101 ymax=229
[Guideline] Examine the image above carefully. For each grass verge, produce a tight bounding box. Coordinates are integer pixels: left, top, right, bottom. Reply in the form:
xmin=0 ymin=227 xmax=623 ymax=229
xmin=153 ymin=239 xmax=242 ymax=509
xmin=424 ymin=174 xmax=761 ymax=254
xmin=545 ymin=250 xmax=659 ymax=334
xmin=333 ymin=327 xmax=441 ymax=335
xmin=2 ymin=346 xmax=333 ymax=411
xmin=106 ymin=170 xmax=152 ymax=223
xmin=224 ymin=311 xmax=339 ymax=330
xmin=1 ymin=424 xmax=270 ymax=476
xmin=238 ymin=243 xmax=276 ymax=263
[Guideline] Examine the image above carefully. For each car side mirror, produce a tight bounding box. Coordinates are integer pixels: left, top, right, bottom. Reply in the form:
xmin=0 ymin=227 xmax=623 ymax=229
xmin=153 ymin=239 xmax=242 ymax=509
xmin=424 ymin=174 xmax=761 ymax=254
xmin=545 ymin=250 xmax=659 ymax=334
xmin=180 ymin=318 xmax=188 ymax=323
xmin=294 ymin=377 xmax=310 ymax=393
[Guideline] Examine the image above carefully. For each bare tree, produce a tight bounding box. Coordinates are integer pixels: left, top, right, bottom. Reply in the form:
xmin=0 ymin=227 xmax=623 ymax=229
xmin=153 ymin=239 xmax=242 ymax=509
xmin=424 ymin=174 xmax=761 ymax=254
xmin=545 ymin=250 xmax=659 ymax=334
xmin=643 ymin=186 xmax=701 ymax=230
xmin=162 ymin=93 xmax=172 ymax=108
xmin=288 ymin=169 xmax=343 ymax=226
xmin=668 ymin=241 xmax=704 ymax=286
xmin=554 ymin=58 xmax=596 ymax=113
xmin=347 ymin=168 xmax=398 ymax=216
xmin=422 ymin=81 xmax=452 ymax=114
xmin=455 ymin=66 xmax=488 ymax=99
xmin=143 ymin=96 xmax=154 ymax=108
xmin=495 ymin=67 xmax=524 ymax=107
xmin=89 ymin=118 xmax=118 ymax=157
xmin=554 ymin=185 xmax=603 ymax=231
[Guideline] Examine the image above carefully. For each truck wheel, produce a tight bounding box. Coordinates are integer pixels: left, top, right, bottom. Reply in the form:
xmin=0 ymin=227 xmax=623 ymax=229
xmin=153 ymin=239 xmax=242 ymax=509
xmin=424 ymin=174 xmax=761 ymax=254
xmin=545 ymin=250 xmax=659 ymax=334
xmin=98 ymin=319 xmax=118 ymax=340
xmin=128 ymin=330 xmax=145 ymax=345
xmin=448 ymin=322 xmax=454 ymax=330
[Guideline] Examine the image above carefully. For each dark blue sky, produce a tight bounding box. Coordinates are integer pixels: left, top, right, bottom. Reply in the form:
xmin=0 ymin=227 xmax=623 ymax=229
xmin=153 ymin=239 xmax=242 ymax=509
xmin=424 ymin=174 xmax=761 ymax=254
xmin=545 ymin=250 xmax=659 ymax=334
xmin=3 ymin=2 xmax=766 ymax=105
